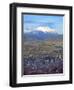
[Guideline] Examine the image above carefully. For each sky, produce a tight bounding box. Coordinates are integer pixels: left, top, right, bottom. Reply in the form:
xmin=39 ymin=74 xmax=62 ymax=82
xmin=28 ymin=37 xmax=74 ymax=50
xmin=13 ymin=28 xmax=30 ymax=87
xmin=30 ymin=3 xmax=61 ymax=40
xmin=23 ymin=14 xmax=64 ymax=34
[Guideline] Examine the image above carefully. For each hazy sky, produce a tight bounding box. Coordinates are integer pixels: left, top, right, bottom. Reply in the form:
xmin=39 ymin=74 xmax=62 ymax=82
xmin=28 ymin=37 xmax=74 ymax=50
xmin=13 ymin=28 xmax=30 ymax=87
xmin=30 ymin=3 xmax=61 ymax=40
xmin=23 ymin=14 xmax=64 ymax=34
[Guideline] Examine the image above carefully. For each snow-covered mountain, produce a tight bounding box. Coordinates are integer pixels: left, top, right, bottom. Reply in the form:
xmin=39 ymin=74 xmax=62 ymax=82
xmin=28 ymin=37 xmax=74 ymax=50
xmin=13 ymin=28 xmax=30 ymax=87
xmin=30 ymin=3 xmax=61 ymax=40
xmin=24 ymin=30 xmax=63 ymax=41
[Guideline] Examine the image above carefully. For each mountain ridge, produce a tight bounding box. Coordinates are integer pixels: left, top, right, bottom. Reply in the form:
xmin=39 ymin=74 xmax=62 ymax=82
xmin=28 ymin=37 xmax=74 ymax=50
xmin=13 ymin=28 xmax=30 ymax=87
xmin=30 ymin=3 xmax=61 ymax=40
xmin=24 ymin=31 xmax=63 ymax=41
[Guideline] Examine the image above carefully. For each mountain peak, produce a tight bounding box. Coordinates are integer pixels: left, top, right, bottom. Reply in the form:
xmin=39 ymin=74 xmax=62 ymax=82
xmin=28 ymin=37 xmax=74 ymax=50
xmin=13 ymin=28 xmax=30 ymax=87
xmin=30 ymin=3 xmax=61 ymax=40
xmin=36 ymin=26 xmax=56 ymax=33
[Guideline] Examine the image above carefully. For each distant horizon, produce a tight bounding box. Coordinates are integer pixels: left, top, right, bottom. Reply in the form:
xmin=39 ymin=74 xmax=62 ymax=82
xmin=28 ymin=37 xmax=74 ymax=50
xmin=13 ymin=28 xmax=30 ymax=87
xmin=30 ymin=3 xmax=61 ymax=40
xmin=23 ymin=14 xmax=64 ymax=35
xmin=23 ymin=29 xmax=63 ymax=35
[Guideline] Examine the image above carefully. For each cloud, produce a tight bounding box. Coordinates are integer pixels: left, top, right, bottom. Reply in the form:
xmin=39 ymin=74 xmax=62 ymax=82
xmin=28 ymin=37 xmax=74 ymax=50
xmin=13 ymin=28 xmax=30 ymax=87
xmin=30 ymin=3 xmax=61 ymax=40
xmin=36 ymin=26 xmax=56 ymax=33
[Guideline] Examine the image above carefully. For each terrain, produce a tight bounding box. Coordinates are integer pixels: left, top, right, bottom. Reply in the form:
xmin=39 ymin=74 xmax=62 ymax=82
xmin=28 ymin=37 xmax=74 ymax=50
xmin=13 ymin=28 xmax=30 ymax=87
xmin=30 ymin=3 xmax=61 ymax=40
xmin=22 ymin=31 xmax=63 ymax=75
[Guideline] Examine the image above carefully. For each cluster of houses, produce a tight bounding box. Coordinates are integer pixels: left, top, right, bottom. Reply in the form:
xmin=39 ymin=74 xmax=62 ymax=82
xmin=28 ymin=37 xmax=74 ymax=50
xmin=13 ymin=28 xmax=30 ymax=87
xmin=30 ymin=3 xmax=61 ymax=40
xmin=23 ymin=52 xmax=63 ymax=75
